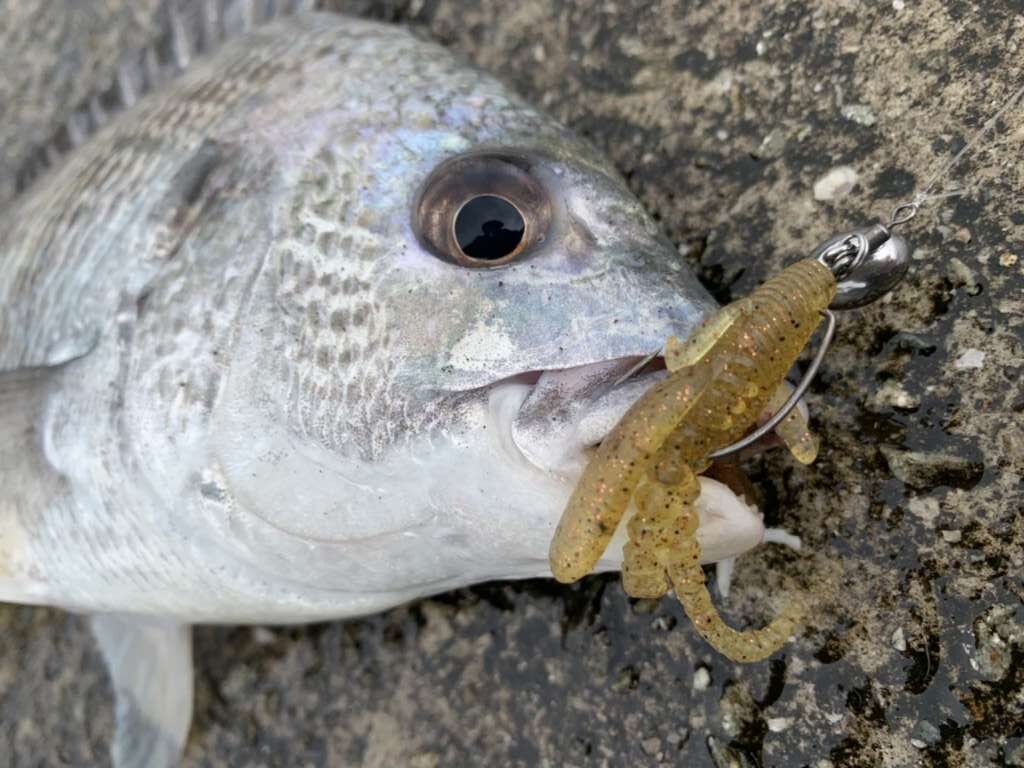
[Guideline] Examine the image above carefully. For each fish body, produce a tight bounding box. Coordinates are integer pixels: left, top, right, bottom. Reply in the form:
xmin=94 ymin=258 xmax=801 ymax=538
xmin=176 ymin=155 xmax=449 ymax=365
xmin=0 ymin=11 xmax=769 ymax=766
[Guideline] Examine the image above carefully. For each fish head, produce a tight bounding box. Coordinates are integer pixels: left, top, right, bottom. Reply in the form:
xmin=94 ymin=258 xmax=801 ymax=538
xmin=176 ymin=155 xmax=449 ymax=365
xmin=213 ymin=25 xmax=763 ymax=603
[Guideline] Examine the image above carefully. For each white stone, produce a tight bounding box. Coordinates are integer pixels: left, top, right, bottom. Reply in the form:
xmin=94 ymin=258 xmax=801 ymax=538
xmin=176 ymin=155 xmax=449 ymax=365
xmin=869 ymin=380 xmax=919 ymax=411
xmin=954 ymin=348 xmax=986 ymax=369
xmin=252 ymin=627 xmax=276 ymax=645
xmin=693 ymin=667 xmax=711 ymax=691
xmin=813 ymin=166 xmax=859 ymax=201
xmin=767 ymin=717 xmax=794 ymax=732
xmin=891 ymin=627 xmax=907 ymax=652
xmin=841 ymin=104 xmax=878 ymax=126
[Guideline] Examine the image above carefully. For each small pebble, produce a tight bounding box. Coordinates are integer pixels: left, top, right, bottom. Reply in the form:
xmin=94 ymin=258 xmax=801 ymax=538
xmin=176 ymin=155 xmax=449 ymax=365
xmin=880 ymin=446 xmax=984 ymax=491
xmin=754 ymin=130 xmax=786 ymax=160
xmin=1000 ymin=252 xmax=1019 ymax=267
xmin=911 ymin=720 xmax=942 ymax=748
xmin=840 ymin=104 xmax=877 ymax=126
xmin=891 ymin=331 xmax=937 ymax=354
xmin=868 ymin=380 xmax=919 ymax=412
xmin=908 ymin=497 xmax=940 ymax=524
xmin=954 ymin=348 xmax=986 ymax=369
xmin=667 ymin=730 xmax=689 ymax=748
xmin=825 ymin=712 xmax=844 ymax=725
xmin=941 ymin=529 xmax=963 ymax=543
xmin=892 ymin=0 xmax=906 ymax=9
xmin=612 ymin=665 xmax=638 ymax=692
xmin=641 ymin=736 xmax=661 ymax=756
xmin=651 ymin=615 xmax=676 ymax=631
xmin=767 ymin=717 xmax=794 ymax=733
xmin=252 ymin=627 xmax=276 ymax=645
xmin=973 ymin=605 xmax=1022 ymax=681
xmin=947 ymin=256 xmax=980 ymax=292
xmin=693 ymin=666 xmax=711 ymax=691
xmin=814 ymin=166 xmax=859 ymax=201
xmin=891 ymin=627 xmax=907 ymax=652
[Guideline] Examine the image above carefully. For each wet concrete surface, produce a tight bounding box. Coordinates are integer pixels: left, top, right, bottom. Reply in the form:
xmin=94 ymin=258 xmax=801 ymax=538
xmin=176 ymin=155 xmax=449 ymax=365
xmin=2 ymin=1 xmax=1024 ymax=766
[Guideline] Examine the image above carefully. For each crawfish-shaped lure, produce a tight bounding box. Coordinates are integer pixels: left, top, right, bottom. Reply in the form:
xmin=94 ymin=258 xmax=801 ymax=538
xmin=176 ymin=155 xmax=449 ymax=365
xmin=550 ymin=258 xmax=837 ymax=662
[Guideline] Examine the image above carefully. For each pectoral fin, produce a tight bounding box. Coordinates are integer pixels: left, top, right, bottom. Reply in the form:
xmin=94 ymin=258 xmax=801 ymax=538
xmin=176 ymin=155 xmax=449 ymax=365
xmin=90 ymin=615 xmax=193 ymax=768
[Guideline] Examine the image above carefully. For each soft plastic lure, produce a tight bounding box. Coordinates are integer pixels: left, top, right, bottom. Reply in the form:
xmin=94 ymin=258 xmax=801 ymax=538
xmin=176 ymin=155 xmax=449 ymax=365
xmin=550 ymin=258 xmax=837 ymax=661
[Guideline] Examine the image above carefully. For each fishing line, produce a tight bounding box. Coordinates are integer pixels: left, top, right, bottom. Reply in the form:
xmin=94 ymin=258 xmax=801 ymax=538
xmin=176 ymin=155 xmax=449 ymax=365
xmin=888 ymin=80 xmax=1024 ymax=229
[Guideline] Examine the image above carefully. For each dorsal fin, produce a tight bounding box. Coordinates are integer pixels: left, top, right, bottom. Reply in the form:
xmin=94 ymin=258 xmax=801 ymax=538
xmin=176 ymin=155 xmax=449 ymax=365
xmin=13 ymin=0 xmax=316 ymax=198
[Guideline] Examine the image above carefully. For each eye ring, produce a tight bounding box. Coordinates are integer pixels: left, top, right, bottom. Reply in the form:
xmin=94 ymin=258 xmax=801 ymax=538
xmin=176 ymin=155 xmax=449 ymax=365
xmin=414 ymin=151 xmax=552 ymax=268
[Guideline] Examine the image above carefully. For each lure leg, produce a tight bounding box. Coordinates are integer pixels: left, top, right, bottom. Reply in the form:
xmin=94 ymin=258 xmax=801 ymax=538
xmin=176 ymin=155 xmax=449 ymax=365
xmin=549 ymin=365 xmax=711 ymax=583
xmin=653 ymin=466 xmax=802 ymax=663
xmin=663 ymin=303 xmax=746 ymax=371
xmin=763 ymin=382 xmax=819 ymax=465
xmin=621 ymin=481 xmax=669 ymax=598
xmin=626 ymin=473 xmax=704 ymax=599
xmin=670 ymin=563 xmax=803 ymax=662
xmin=622 ymin=475 xmax=700 ymax=598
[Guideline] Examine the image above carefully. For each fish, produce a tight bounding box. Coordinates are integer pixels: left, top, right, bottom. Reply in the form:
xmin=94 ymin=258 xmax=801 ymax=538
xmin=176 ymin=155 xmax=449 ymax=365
xmin=0 ymin=10 xmax=785 ymax=767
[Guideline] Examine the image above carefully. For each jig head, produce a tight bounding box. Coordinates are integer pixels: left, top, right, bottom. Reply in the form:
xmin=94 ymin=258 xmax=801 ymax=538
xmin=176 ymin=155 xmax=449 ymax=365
xmin=710 ymin=212 xmax=912 ymax=460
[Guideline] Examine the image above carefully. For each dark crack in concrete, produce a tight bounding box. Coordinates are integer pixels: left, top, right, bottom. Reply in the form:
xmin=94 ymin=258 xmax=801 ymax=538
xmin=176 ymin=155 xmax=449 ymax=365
xmin=2 ymin=1 xmax=1023 ymax=766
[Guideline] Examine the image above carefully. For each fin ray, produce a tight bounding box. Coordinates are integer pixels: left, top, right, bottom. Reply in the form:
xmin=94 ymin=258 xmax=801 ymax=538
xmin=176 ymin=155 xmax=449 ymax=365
xmin=12 ymin=0 xmax=313 ymax=197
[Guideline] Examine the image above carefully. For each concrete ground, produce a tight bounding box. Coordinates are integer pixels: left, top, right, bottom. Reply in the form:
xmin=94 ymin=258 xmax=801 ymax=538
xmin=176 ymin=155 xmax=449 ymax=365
xmin=2 ymin=1 xmax=1023 ymax=766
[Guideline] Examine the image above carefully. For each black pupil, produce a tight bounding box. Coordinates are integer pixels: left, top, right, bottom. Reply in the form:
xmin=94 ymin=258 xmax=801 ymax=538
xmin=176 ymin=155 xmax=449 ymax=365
xmin=454 ymin=195 xmax=525 ymax=260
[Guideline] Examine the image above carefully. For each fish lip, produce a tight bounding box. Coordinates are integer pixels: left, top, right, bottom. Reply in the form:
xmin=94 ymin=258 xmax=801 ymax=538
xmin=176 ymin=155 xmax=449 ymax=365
xmin=488 ymin=354 xmax=668 ymax=476
xmin=484 ymin=353 xmax=665 ymax=401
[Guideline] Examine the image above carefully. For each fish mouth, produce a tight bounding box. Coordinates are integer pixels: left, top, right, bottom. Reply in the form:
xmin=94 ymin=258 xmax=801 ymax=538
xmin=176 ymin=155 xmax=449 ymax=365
xmin=491 ymin=352 xmax=811 ymax=480
xmin=490 ymin=353 xmax=669 ymax=477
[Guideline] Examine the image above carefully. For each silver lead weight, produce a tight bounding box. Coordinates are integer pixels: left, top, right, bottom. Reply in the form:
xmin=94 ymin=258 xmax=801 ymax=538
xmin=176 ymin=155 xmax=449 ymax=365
xmin=814 ymin=224 xmax=911 ymax=310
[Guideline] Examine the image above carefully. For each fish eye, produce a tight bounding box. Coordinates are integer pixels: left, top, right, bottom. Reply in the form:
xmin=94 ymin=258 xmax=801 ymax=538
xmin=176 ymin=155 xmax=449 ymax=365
xmin=414 ymin=152 xmax=551 ymax=268
xmin=454 ymin=195 xmax=525 ymax=261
